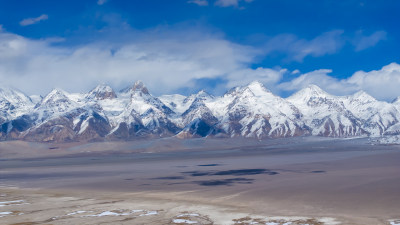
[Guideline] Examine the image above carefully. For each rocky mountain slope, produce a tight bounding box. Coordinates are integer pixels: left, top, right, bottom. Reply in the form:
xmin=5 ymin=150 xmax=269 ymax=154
xmin=1 ymin=81 xmax=400 ymax=142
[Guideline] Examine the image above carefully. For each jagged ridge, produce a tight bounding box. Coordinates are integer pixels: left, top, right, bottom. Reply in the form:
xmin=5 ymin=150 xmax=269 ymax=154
xmin=1 ymin=81 xmax=400 ymax=142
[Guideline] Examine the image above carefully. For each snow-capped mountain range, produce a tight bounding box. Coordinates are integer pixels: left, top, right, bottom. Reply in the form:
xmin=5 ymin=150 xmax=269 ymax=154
xmin=1 ymin=81 xmax=400 ymax=142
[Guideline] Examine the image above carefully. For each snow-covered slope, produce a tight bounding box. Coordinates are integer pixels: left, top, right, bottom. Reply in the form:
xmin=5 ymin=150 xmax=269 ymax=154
xmin=1 ymin=81 xmax=400 ymax=142
xmin=177 ymin=91 xmax=218 ymax=138
xmin=86 ymin=84 xmax=117 ymax=100
xmin=35 ymin=88 xmax=79 ymax=121
xmin=159 ymin=94 xmax=188 ymax=115
xmin=0 ymin=87 xmax=34 ymax=122
xmin=342 ymin=91 xmax=400 ymax=136
xmin=287 ymin=85 xmax=400 ymax=137
xmin=287 ymin=85 xmax=363 ymax=137
xmin=208 ymin=81 xmax=307 ymax=138
xmin=104 ymin=81 xmax=180 ymax=139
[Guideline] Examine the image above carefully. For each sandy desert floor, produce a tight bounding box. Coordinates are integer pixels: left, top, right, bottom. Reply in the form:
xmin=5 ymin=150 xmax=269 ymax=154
xmin=0 ymin=186 xmax=345 ymax=225
xmin=0 ymin=137 xmax=399 ymax=225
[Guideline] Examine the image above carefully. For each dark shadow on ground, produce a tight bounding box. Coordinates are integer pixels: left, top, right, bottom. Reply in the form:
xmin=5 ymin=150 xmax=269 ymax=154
xmin=310 ymin=170 xmax=326 ymax=173
xmin=197 ymin=164 xmax=222 ymax=167
xmin=194 ymin=178 xmax=254 ymax=186
xmin=182 ymin=169 xmax=279 ymax=177
xmin=151 ymin=176 xmax=186 ymax=180
xmin=214 ymin=169 xmax=278 ymax=176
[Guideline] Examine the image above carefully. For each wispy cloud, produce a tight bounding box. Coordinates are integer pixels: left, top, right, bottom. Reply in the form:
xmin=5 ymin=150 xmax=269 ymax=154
xmin=97 ymin=0 xmax=108 ymax=5
xmin=215 ymin=0 xmax=239 ymax=7
xmin=188 ymin=0 xmax=209 ymax=6
xmin=353 ymin=30 xmax=387 ymax=51
xmin=261 ymin=29 xmax=388 ymax=62
xmin=215 ymin=0 xmax=253 ymax=7
xmin=19 ymin=14 xmax=48 ymax=26
xmin=189 ymin=0 xmax=253 ymax=8
xmin=264 ymin=30 xmax=345 ymax=62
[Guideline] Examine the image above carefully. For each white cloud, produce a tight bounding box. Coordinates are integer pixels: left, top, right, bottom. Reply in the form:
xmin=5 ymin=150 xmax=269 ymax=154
xmin=19 ymin=14 xmax=49 ymax=26
xmin=278 ymin=63 xmax=400 ymax=101
xmin=215 ymin=0 xmax=239 ymax=7
xmin=97 ymin=0 xmax=108 ymax=5
xmin=264 ymin=30 xmax=345 ymax=62
xmin=225 ymin=67 xmax=285 ymax=91
xmin=291 ymin=69 xmax=300 ymax=74
xmin=214 ymin=0 xmax=253 ymax=7
xmin=0 ymin=26 xmax=396 ymax=100
xmin=262 ymin=30 xmax=387 ymax=62
xmin=346 ymin=63 xmax=400 ymax=100
xmin=353 ymin=30 xmax=387 ymax=51
xmin=278 ymin=69 xmax=356 ymax=95
xmin=0 ymin=29 xmax=259 ymax=96
xmin=188 ymin=0 xmax=253 ymax=7
xmin=188 ymin=0 xmax=209 ymax=6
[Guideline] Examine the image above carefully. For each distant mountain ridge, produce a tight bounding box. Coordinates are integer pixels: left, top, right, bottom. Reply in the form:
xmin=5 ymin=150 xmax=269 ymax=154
xmin=1 ymin=81 xmax=400 ymax=142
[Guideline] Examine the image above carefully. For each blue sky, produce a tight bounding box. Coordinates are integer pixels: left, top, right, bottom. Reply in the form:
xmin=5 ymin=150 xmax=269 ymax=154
xmin=0 ymin=0 xmax=399 ymax=100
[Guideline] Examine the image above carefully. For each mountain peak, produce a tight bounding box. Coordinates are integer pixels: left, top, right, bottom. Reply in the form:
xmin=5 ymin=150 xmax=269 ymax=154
xmin=0 ymin=86 xmax=31 ymax=101
xmin=287 ymin=84 xmax=328 ymax=102
xmin=235 ymin=81 xmax=271 ymax=96
xmin=87 ymin=84 xmax=116 ymax=100
xmin=48 ymin=88 xmax=67 ymax=97
xmin=197 ymin=89 xmax=208 ymax=95
xmin=132 ymin=80 xmax=149 ymax=94
xmin=302 ymin=84 xmax=327 ymax=96
xmin=93 ymin=83 xmax=113 ymax=92
xmin=224 ymin=81 xmax=271 ymax=98
xmin=305 ymin=84 xmax=325 ymax=93
xmin=195 ymin=90 xmax=212 ymax=99
xmin=131 ymin=80 xmax=149 ymax=95
xmin=0 ymin=86 xmax=33 ymax=113
xmin=245 ymin=81 xmax=272 ymax=96
xmin=119 ymin=80 xmax=150 ymax=96
xmin=248 ymin=80 xmax=264 ymax=87
xmin=41 ymin=88 xmax=70 ymax=104
xmin=351 ymin=90 xmax=376 ymax=102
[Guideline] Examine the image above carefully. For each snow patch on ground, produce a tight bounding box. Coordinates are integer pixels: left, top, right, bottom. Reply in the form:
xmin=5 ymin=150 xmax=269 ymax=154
xmin=82 ymin=209 xmax=156 ymax=217
xmin=390 ymin=220 xmax=400 ymax=225
xmin=0 ymin=211 xmax=12 ymax=217
xmin=233 ymin=216 xmax=340 ymax=225
xmin=177 ymin=213 xmax=200 ymax=217
xmin=131 ymin=210 xmax=144 ymax=213
xmin=139 ymin=211 xmax=158 ymax=216
xmin=66 ymin=210 xmax=87 ymax=216
xmin=318 ymin=217 xmax=342 ymax=225
xmin=173 ymin=212 xmax=213 ymax=224
xmin=0 ymin=200 xmax=25 ymax=207
xmin=86 ymin=211 xmax=121 ymax=217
